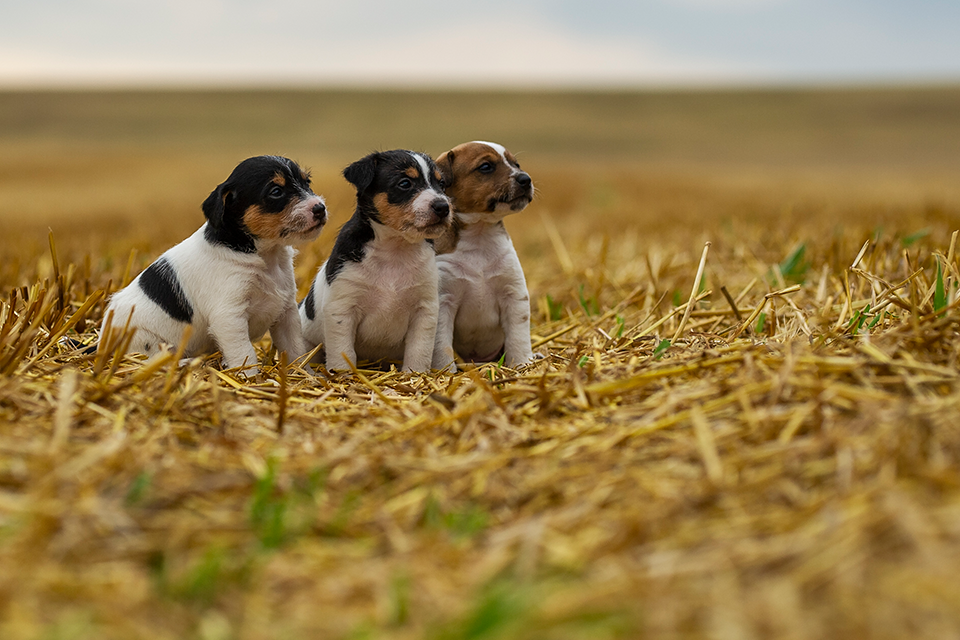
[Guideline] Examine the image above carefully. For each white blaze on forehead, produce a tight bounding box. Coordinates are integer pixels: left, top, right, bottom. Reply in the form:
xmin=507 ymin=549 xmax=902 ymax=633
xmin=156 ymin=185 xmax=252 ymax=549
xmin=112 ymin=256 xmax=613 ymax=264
xmin=471 ymin=140 xmax=520 ymax=173
xmin=412 ymin=152 xmax=434 ymax=186
xmin=471 ymin=140 xmax=507 ymax=159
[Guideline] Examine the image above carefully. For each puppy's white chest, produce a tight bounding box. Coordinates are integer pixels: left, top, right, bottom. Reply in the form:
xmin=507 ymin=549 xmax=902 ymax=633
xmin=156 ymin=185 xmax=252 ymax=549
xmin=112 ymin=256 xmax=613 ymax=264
xmin=245 ymin=254 xmax=293 ymax=337
xmin=359 ymin=246 xmax=434 ymax=317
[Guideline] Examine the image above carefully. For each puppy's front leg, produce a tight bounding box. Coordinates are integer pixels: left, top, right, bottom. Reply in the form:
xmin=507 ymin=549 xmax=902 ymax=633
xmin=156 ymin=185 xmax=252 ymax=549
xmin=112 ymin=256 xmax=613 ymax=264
xmin=404 ymin=299 xmax=439 ymax=373
xmin=209 ymin=313 xmax=260 ymax=376
xmin=501 ymin=286 xmax=535 ymax=368
xmin=432 ymin=297 xmax=458 ymax=372
xmin=323 ymin=302 xmax=359 ymax=372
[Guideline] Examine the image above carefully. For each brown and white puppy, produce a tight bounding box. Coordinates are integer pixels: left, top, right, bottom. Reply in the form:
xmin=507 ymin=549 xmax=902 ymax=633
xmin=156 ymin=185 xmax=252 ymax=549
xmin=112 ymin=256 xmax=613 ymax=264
xmin=299 ymin=149 xmax=452 ymax=372
xmin=431 ymin=141 xmax=535 ymax=372
xmin=102 ymin=156 xmax=327 ymax=376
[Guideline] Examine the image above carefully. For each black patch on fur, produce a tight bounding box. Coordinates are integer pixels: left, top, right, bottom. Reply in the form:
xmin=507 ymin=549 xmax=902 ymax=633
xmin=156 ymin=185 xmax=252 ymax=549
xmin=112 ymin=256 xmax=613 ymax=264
xmin=303 ymin=279 xmax=316 ymax=320
xmin=325 ymin=214 xmax=375 ymax=285
xmin=204 ymin=207 xmax=258 ymax=253
xmin=138 ymin=257 xmax=194 ymax=323
xmin=202 ymin=155 xmax=317 ymax=254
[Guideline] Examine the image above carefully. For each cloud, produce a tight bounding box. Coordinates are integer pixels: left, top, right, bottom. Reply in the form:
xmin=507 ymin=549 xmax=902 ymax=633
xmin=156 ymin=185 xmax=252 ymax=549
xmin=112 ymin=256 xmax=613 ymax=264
xmin=0 ymin=0 xmax=956 ymax=87
xmin=0 ymin=13 xmax=751 ymax=87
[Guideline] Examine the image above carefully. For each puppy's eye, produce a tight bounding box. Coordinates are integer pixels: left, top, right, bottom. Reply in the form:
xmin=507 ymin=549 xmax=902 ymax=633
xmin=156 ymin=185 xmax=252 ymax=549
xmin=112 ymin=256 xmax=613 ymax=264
xmin=397 ymin=178 xmax=413 ymax=190
xmin=477 ymin=162 xmax=495 ymax=174
xmin=268 ymin=185 xmax=285 ymax=199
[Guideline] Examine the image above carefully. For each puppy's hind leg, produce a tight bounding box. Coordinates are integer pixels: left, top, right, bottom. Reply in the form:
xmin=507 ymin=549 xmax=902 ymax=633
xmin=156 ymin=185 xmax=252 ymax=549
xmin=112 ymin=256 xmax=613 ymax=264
xmin=271 ymin=303 xmax=314 ymax=374
xmin=208 ymin=313 xmax=259 ymax=376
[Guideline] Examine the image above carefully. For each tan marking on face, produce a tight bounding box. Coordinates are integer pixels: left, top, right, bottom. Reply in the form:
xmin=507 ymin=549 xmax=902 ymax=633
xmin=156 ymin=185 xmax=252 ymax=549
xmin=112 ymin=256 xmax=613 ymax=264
xmin=272 ymin=172 xmax=286 ymax=187
xmin=404 ymin=167 xmax=420 ymax=180
xmin=438 ymin=142 xmax=526 ymax=215
xmin=373 ymin=193 xmax=415 ymax=231
xmin=243 ymin=202 xmax=294 ymax=240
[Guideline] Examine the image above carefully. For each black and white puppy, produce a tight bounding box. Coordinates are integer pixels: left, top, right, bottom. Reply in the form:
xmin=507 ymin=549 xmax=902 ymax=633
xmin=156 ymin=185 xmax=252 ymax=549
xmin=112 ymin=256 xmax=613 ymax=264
xmin=102 ymin=155 xmax=327 ymax=376
xmin=299 ymin=150 xmax=452 ymax=372
xmin=431 ymin=141 xmax=536 ymax=372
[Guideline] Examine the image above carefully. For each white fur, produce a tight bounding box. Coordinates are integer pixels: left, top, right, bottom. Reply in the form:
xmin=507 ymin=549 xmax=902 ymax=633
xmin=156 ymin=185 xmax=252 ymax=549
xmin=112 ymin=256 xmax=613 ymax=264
xmin=301 ymin=223 xmax=440 ymax=372
xmin=432 ymin=222 xmax=533 ymax=372
xmin=103 ymin=189 xmax=323 ymax=377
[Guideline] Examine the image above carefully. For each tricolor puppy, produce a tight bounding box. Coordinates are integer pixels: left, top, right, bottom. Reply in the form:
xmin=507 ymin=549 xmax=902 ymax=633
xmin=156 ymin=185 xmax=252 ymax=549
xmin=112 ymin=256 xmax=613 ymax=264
xmin=299 ymin=150 xmax=452 ymax=372
xmin=431 ymin=141 xmax=536 ymax=372
xmin=102 ymin=155 xmax=327 ymax=376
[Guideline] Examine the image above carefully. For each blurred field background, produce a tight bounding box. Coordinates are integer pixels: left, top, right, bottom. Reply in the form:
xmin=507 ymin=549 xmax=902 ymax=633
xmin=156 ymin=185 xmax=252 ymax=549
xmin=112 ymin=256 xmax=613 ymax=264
xmin=3 ymin=87 xmax=960 ymax=640
xmin=3 ymin=87 xmax=960 ymax=280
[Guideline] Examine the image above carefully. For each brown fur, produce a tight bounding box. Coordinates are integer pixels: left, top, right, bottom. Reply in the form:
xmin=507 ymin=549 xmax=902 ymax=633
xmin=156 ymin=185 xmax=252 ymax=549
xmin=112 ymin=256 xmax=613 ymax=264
xmin=243 ymin=204 xmax=291 ymax=240
xmin=431 ymin=215 xmax=462 ymax=255
xmin=373 ymin=193 xmax=415 ymax=231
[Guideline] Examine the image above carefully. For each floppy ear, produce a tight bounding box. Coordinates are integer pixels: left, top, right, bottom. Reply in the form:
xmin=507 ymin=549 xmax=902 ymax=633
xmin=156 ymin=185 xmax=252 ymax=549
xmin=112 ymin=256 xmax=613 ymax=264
xmin=342 ymin=153 xmax=379 ymax=193
xmin=201 ymin=185 xmax=232 ymax=229
xmin=435 ymin=150 xmax=455 ymax=190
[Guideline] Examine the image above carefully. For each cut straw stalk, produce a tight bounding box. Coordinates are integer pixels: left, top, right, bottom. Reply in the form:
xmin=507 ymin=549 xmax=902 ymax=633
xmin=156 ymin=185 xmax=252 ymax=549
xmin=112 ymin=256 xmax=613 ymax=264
xmin=586 ymin=353 xmax=743 ymax=398
xmin=276 ymin=351 xmax=289 ymax=434
xmin=633 ymin=289 xmax=712 ymax=338
xmin=49 ymin=368 xmax=78 ymax=453
xmin=19 ymin=290 xmax=104 ymax=374
xmin=730 ymin=284 xmax=802 ymax=340
xmin=672 ymin=242 xmax=711 ymax=343
xmin=691 ymin=406 xmax=724 ymax=485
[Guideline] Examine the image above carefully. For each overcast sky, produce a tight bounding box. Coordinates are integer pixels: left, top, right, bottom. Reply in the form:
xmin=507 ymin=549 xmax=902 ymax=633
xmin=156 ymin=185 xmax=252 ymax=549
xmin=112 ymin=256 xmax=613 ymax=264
xmin=1 ymin=0 xmax=958 ymax=87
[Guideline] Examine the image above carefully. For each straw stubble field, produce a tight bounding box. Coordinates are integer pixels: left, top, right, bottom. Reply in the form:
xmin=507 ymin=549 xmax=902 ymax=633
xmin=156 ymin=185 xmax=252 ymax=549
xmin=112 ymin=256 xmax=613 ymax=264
xmin=2 ymin=88 xmax=960 ymax=639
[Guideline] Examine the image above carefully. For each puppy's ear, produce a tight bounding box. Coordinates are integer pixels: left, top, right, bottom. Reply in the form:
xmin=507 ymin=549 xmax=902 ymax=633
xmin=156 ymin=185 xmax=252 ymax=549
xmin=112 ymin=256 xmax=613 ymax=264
xmin=435 ymin=150 xmax=455 ymax=189
xmin=342 ymin=153 xmax=379 ymax=193
xmin=202 ymin=185 xmax=233 ymax=229
xmin=431 ymin=214 xmax=462 ymax=255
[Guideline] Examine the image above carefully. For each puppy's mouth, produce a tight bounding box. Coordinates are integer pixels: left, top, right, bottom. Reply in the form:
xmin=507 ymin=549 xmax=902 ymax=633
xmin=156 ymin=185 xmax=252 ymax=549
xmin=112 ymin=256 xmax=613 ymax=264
xmin=416 ymin=219 xmax=451 ymax=238
xmin=280 ymin=220 xmax=325 ymax=238
xmin=489 ymin=193 xmax=533 ymax=212
xmin=301 ymin=220 xmax=326 ymax=234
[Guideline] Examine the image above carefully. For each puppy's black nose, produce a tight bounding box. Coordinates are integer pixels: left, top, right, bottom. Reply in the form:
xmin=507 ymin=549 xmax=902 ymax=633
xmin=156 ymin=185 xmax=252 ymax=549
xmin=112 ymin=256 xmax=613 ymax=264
xmin=432 ymin=199 xmax=450 ymax=219
xmin=515 ymin=172 xmax=532 ymax=187
xmin=312 ymin=202 xmax=327 ymax=220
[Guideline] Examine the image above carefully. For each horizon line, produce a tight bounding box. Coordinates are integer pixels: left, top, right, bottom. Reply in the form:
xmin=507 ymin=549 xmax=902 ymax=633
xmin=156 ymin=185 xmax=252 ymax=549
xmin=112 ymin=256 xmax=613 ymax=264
xmin=1 ymin=76 xmax=959 ymax=93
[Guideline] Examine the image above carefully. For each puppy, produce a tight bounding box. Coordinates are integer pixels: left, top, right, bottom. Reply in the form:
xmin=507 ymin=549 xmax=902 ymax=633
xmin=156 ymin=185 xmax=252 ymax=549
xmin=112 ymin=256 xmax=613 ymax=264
xmin=431 ymin=141 xmax=535 ymax=372
xmin=299 ymin=150 xmax=451 ymax=372
xmin=102 ymin=155 xmax=327 ymax=376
